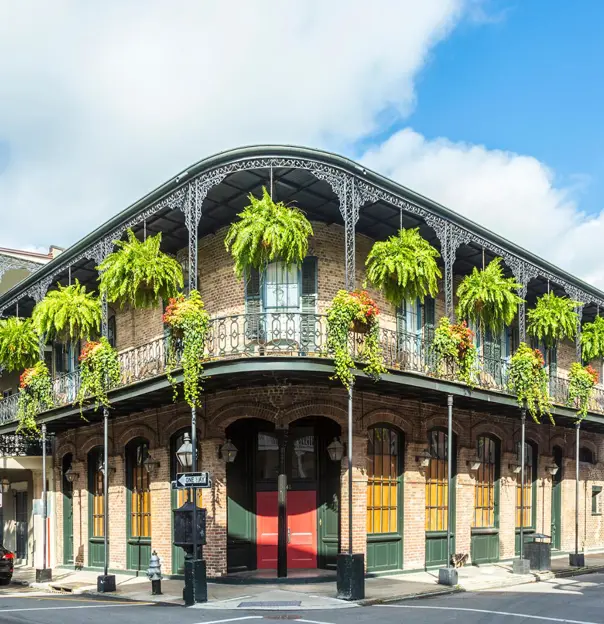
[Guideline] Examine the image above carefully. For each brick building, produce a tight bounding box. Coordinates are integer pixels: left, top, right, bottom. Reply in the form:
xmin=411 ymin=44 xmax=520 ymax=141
xmin=1 ymin=145 xmax=604 ymax=579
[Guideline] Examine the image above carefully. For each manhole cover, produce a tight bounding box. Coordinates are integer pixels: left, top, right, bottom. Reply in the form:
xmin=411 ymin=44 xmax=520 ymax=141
xmin=239 ymin=601 xmax=301 ymax=608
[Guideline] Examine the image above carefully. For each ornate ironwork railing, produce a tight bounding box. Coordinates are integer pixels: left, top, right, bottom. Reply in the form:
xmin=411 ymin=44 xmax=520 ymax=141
xmin=0 ymin=312 xmax=602 ymax=425
xmin=0 ymin=433 xmax=52 ymax=456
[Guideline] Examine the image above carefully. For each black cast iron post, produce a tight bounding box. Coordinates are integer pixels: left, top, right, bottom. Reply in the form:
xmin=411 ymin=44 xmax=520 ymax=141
xmin=569 ymin=421 xmax=585 ymax=566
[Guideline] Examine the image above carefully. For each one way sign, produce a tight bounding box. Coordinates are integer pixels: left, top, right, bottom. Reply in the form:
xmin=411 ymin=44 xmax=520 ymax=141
xmin=174 ymin=472 xmax=211 ymax=489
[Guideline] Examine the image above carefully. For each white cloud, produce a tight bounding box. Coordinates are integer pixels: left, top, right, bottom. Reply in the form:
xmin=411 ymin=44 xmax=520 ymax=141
xmin=361 ymin=129 xmax=602 ymax=288
xmin=0 ymin=0 xmax=464 ymax=248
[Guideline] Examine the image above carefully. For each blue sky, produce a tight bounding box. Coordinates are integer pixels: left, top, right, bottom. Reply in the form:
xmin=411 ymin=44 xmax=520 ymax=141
xmin=1 ymin=1 xmax=604 ymax=286
xmin=404 ymin=0 xmax=604 ymax=214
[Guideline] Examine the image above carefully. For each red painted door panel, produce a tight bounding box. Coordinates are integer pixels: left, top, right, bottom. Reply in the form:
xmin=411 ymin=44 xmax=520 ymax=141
xmin=256 ymin=492 xmax=278 ymax=569
xmin=287 ymin=490 xmax=317 ymax=569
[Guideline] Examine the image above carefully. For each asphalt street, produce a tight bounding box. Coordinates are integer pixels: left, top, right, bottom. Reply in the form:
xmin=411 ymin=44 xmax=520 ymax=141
xmin=2 ymin=572 xmax=604 ymax=624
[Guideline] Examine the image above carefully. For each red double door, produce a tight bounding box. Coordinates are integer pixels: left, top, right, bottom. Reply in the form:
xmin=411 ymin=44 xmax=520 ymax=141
xmin=256 ymin=490 xmax=317 ymax=569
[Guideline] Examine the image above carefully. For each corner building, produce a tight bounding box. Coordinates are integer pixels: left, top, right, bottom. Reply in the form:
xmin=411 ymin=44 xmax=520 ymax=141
xmin=2 ymin=145 xmax=604 ymax=578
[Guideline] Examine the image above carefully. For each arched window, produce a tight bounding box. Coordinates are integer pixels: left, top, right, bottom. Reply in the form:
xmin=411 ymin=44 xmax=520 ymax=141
xmin=516 ymin=441 xmax=537 ymax=529
xmin=367 ymin=426 xmax=402 ymax=535
xmin=473 ymin=436 xmax=499 ymax=529
xmin=426 ymin=428 xmax=454 ymax=532
xmin=126 ymin=439 xmax=151 ymax=539
xmin=88 ymin=447 xmax=104 ymax=538
xmin=579 ymin=447 xmax=595 ymax=464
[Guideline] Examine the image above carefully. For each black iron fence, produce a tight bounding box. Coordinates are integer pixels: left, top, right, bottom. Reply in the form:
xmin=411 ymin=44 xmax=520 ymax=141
xmin=0 ymin=312 xmax=601 ymax=425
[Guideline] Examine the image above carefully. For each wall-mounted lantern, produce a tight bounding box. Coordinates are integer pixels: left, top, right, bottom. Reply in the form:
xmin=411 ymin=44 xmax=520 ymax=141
xmin=0 ymin=477 xmax=10 ymax=493
xmin=327 ymin=437 xmax=344 ymax=462
xmin=64 ymin=466 xmax=79 ymax=483
xmin=176 ymin=433 xmax=193 ymax=471
xmin=219 ymin=439 xmax=238 ymax=464
xmin=467 ymin=457 xmax=482 ymax=471
xmin=143 ymin=453 xmax=160 ymax=476
xmin=546 ymin=465 xmax=559 ymax=476
xmin=509 ymin=462 xmax=522 ymax=474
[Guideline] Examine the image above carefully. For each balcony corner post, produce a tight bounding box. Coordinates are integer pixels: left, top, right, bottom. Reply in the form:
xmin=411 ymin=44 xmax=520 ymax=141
xmin=575 ymin=304 xmax=584 ymax=362
xmin=344 ymin=176 xmax=359 ymax=292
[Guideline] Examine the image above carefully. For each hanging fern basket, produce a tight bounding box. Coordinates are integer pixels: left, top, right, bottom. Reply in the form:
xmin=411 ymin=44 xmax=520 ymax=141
xmin=0 ymin=317 xmax=40 ymax=372
xmin=32 ymin=279 xmax=101 ymax=343
xmin=527 ymin=292 xmax=580 ymax=348
xmin=98 ymin=229 xmax=184 ymax=309
xmin=581 ymin=316 xmax=604 ymax=362
xmin=456 ymin=257 xmax=523 ymax=334
xmin=568 ymin=362 xmax=599 ymax=421
xmin=431 ymin=317 xmax=477 ymax=386
xmin=224 ymin=186 xmax=313 ymax=278
xmin=365 ymin=227 xmax=441 ymax=306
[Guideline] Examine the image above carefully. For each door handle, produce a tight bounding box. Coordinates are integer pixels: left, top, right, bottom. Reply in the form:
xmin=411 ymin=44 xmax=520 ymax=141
xmin=288 ymin=528 xmax=291 ymax=544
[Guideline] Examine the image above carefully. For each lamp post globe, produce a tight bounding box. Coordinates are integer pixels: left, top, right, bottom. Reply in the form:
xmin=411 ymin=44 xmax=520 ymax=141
xmin=177 ymin=432 xmax=193 ymax=471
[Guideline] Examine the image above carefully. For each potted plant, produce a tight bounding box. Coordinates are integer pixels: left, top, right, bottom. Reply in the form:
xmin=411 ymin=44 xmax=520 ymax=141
xmin=33 ymin=279 xmax=101 ymax=343
xmin=456 ymin=257 xmax=523 ymax=334
xmin=16 ymin=361 xmax=53 ymax=434
xmin=431 ymin=317 xmax=477 ymax=385
xmin=0 ymin=317 xmax=40 ymax=372
xmin=163 ymin=290 xmax=211 ymax=407
xmin=527 ymin=292 xmax=579 ymax=347
xmin=224 ymin=186 xmax=313 ymax=278
xmin=75 ymin=337 xmax=121 ymax=414
xmin=581 ymin=316 xmax=604 ymax=362
xmin=326 ymin=290 xmax=386 ymax=388
xmin=365 ymin=227 xmax=441 ymax=306
xmin=568 ymin=362 xmax=599 ymax=420
xmin=98 ymin=229 xmax=184 ymax=309
xmin=507 ymin=343 xmax=552 ymax=423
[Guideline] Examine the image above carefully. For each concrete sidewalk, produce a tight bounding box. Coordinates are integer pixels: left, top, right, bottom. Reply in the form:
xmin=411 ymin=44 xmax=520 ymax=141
xmin=15 ymin=551 xmax=604 ymax=610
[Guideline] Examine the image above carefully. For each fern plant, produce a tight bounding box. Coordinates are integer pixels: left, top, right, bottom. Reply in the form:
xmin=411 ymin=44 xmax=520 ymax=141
xmin=365 ymin=228 xmax=441 ymax=306
xmin=527 ymin=292 xmax=580 ymax=348
xmin=224 ymin=186 xmax=313 ymax=278
xmin=581 ymin=316 xmax=604 ymax=362
xmin=0 ymin=317 xmax=39 ymax=372
xmin=98 ymin=229 xmax=184 ymax=309
xmin=456 ymin=257 xmax=523 ymax=334
xmin=33 ymin=280 xmax=101 ymax=343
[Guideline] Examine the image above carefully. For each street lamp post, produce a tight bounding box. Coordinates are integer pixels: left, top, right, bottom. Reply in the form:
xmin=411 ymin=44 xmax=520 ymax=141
xmin=336 ymin=381 xmax=364 ymax=601
xmin=569 ymin=422 xmax=585 ymax=567
xmin=176 ymin=431 xmax=207 ymax=605
xmin=35 ymin=423 xmax=51 ymax=582
xmin=513 ymin=407 xmax=530 ymax=574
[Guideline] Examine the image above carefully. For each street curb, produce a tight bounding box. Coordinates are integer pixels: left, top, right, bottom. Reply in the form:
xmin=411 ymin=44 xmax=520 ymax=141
xmin=21 ymin=564 xmax=604 ymax=610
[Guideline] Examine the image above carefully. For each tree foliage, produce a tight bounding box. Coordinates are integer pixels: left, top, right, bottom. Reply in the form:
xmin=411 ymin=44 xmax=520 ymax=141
xmin=365 ymin=227 xmax=441 ymax=306
xmin=98 ymin=229 xmax=184 ymax=309
xmin=33 ymin=279 xmax=101 ymax=343
xmin=581 ymin=316 xmax=604 ymax=362
xmin=0 ymin=317 xmax=39 ymax=372
xmin=224 ymin=186 xmax=313 ymax=279
xmin=456 ymin=257 xmax=523 ymax=334
xmin=527 ymin=292 xmax=580 ymax=348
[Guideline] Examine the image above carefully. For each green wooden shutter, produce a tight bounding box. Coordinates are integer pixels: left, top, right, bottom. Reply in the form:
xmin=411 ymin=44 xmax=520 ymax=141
xmin=300 ymin=257 xmax=318 ymax=351
xmin=245 ymin=268 xmax=263 ymax=341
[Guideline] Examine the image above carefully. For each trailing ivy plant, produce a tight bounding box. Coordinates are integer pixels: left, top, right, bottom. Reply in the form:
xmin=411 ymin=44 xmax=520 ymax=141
xmin=163 ymin=290 xmax=211 ymax=408
xmin=431 ymin=317 xmax=477 ymax=385
xmin=507 ymin=342 xmax=552 ymax=423
xmin=0 ymin=317 xmax=40 ymax=372
xmin=527 ymin=292 xmax=580 ymax=348
xmin=326 ymin=290 xmax=386 ymax=388
xmin=581 ymin=316 xmax=604 ymax=362
xmin=365 ymin=227 xmax=441 ymax=306
xmin=75 ymin=337 xmax=121 ymax=414
xmin=32 ymin=279 xmax=101 ymax=343
xmin=568 ymin=362 xmax=599 ymax=421
xmin=98 ymin=229 xmax=184 ymax=309
xmin=16 ymin=361 xmax=53 ymax=435
xmin=456 ymin=257 xmax=523 ymax=334
xmin=224 ymin=186 xmax=313 ymax=279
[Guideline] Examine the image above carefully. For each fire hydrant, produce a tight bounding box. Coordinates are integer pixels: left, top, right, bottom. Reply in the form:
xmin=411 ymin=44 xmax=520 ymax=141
xmin=147 ymin=551 xmax=162 ymax=595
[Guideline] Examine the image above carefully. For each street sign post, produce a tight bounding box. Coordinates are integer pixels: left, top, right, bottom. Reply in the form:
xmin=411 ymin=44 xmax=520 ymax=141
xmin=174 ymin=472 xmax=211 ymax=489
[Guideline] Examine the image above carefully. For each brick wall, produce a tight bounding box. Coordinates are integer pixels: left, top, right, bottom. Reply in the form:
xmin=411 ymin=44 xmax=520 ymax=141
xmin=51 ymin=385 xmax=604 ymax=575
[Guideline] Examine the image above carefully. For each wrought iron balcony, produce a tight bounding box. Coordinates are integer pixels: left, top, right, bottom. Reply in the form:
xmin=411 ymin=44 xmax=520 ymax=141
xmin=0 ymin=312 xmax=601 ymax=426
xmin=0 ymin=433 xmax=52 ymax=457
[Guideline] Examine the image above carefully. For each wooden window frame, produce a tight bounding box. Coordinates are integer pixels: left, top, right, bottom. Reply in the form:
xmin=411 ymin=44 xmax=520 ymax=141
xmin=367 ymin=425 xmax=402 ymax=536
xmin=473 ymin=436 xmax=499 ymax=529
xmin=127 ymin=439 xmax=151 ymax=539
xmin=515 ymin=441 xmax=537 ymax=529
xmin=88 ymin=447 xmax=104 ymax=538
xmin=426 ymin=428 xmax=455 ymax=533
